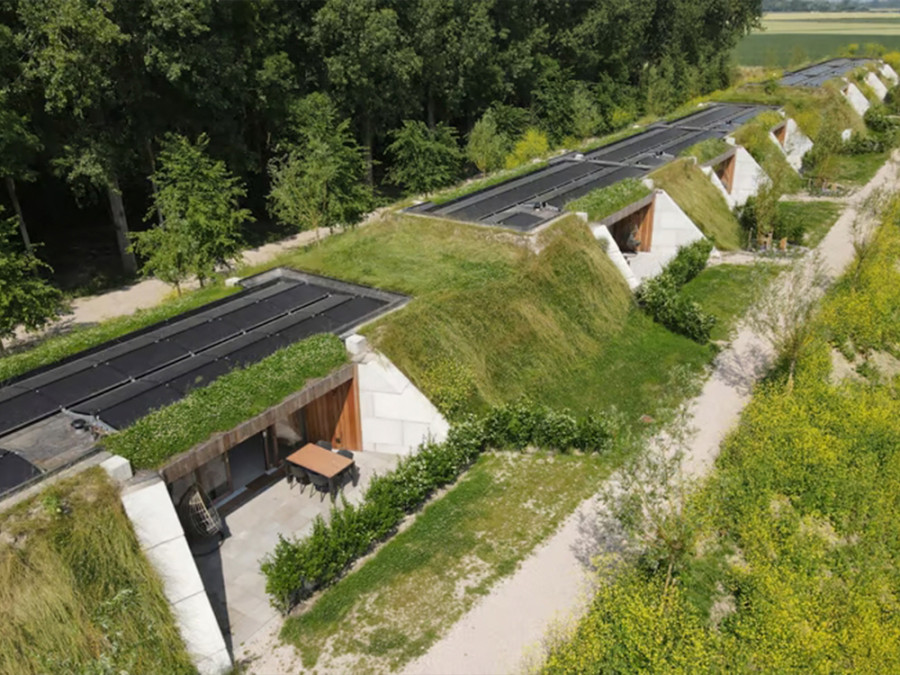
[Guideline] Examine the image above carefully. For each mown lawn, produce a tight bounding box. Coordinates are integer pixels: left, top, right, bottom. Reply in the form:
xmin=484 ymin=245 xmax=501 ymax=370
xmin=777 ymin=200 xmax=843 ymax=247
xmin=680 ymin=264 xmax=782 ymax=342
xmin=281 ymin=451 xmax=612 ymax=672
xmin=0 ymin=469 xmax=194 ymax=675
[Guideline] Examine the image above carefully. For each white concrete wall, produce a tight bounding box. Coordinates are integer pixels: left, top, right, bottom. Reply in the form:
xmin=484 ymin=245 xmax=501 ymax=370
xmin=121 ymin=480 xmax=232 ymax=675
xmin=880 ymin=62 xmax=899 ymax=85
xmin=843 ymin=82 xmax=871 ymax=117
xmin=354 ymin=346 xmax=450 ymax=455
xmin=730 ymin=146 xmax=768 ymax=207
xmin=701 ymin=165 xmax=736 ymax=209
xmin=771 ymin=118 xmax=814 ymax=172
xmin=866 ymin=71 xmax=889 ymax=101
xmin=628 ymin=190 xmax=706 ymax=283
xmin=590 ymin=224 xmax=639 ymax=290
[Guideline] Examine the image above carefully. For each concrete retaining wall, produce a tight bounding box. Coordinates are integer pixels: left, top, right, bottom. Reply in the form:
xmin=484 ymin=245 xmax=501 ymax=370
xmin=627 ymin=190 xmax=707 ymax=282
xmin=590 ymin=223 xmax=639 ymax=289
xmin=843 ymin=81 xmax=871 ymax=117
xmin=352 ymin=341 xmax=449 ymax=455
xmin=770 ymin=118 xmax=813 ymax=172
xmin=866 ymin=71 xmax=889 ymax=100
xmin=121 ymin=479 xmax=231 ymax=675
xmin=702 ymin=146 xmax=767 ymax=208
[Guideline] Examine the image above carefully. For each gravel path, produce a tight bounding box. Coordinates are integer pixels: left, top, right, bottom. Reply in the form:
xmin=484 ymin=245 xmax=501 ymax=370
xmin=401 ymin=152 xmax=900 ymax=675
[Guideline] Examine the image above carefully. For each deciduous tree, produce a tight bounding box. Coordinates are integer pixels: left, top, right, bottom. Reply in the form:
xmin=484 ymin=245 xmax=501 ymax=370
xmin=386 ymin=120 xmax=462 ymax=194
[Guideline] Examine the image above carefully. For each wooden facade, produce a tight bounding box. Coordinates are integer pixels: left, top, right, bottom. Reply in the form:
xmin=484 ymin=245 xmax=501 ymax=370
xmin=772 ymin=121 xmax=788 ymax=147
xmin=607 ymin=199 xmax=655 ymax=253
xmin=304 ymin=377 xmax=362 ymax=451
xmin=160 ymin=363 xmax=360 ymax=485
xmin=715 ymin=154 xmax=736 ymax=194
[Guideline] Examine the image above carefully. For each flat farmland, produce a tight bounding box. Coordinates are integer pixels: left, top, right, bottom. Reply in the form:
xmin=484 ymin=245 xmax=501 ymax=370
xmin=736 ymin=11 xmax=900 ymax=66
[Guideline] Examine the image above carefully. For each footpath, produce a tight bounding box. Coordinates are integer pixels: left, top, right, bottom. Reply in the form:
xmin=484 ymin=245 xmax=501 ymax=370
xmin=400 ymin=153 xmax=900 ymax=675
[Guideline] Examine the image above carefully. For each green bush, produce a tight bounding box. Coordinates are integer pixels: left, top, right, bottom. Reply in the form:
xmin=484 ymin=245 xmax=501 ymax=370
xmin=863 ymin=104 xmax=894 ymax=135
xmin=635 ymin=240 xmax=717 ymax=343
xmin=505 ymin=128 xmax=549 ymax=169
xmin=260 ymin=402 xmax=613 ymax=613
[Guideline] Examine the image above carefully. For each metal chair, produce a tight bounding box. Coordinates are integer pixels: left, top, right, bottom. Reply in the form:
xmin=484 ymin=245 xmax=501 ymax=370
xmin=336 ymin=448 xmax=354 ymax=460
xmin=316 ymin=440 xmax=333 ymax=451
xmin=286 ymin=463 xmax=310 ymax=492
xmin=335 ymin=449 xmax=359 ymax=484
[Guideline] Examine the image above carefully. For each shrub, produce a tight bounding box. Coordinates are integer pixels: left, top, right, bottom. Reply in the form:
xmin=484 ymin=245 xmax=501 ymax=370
xmin=505 ymin=128 xmax=549 ymax=169
xmin=664 ymin=239 xmax=715 ymax=288
xmin=845 ymin=132 xmax=886 ymax=156
xmin=637 ymin=276 xmax=716 ymax=343
xmin=261 ymin=402 xmax=613 ymax=613
xmin=863 ymin=104 xmax=895 ymax=135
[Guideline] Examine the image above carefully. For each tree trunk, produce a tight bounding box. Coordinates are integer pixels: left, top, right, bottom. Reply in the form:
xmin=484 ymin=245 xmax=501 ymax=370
xmin=6 ymin=177 xmax=32 ymax=255
xmin=363 ymin=117 xmax=374 ymax=186
xmin=106 ymin=176 xmax=137 ymax=275
xmin=145 ymin=139 xmax=164 ymax=227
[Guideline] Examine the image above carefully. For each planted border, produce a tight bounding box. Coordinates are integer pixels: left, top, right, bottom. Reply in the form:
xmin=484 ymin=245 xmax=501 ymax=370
xmin=260 ymin=400 xmax=614 ymax=614
xmin=104 ymin=334 xmax=347 ymax=469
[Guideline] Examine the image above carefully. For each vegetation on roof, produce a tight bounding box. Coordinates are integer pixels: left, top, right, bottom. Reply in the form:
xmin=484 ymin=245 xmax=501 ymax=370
xmin=541 ymin=200 xmax=900 ymax=674
xmin=649 ymin=159 xmax=744 ymax=251
xmin=681 ymin=137 xmax=733 ymax=164
xmin=0 ymin=283 xmax=239 ymax=384
xmin=0 ymin=468 xmax=194 ymax=675
xmin=104 ymin=333 xmax=347 ymax=469
xmin=565 ymin=178 xmax=652 ymax=222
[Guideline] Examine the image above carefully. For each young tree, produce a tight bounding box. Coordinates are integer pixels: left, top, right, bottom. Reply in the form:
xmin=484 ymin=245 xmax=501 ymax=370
xmin=0 ymin=215 xmax=63 ymax=353
xmin=571 ymin=81 xmax=604 ymax=139
xmin=267 ymin=93 xmax=372 ymax=239
xmin=17 ymin=0 xmax=139 ymax=275
xmin=505 ymin=128 xmax=549 ymax=169
xmin=386 ymin=120 xmax=462 ymax=195
xmin=466 ymin=109 xmax=507 ymax=176
xmin=0 ymin=91 xmax=42 ymax=254
xmin=130 ymin=133 xmax=250 ymax=294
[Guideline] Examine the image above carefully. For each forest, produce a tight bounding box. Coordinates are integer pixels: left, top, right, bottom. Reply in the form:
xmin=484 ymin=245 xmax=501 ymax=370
xmin=0 ymin=0 xmax=761 ymax=290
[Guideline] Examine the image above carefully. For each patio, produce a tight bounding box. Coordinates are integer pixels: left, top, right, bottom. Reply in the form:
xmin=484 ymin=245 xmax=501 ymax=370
xmin=193 ymin=450 xmax=400 ymax=654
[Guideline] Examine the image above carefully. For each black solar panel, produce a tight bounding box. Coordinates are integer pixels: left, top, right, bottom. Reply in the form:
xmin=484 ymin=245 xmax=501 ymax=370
xmin=0 ymin=272 xmax=406 ymax=435
xmin=418 ymin=103 xmax=768 ymax=230
xmin=0 ymin=450 xmax=42 ymax=494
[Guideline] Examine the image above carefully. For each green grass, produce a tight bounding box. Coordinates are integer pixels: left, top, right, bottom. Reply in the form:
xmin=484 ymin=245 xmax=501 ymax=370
xmin=104 ymin=334 xmax=347 ymax=468
xmin=735 ymin=33 xmax=900 ymax=67
xmin=0 ymin=469 xmax=194 ymax=675
xmin=777 ymin=200 xmax=843 ymax=247
xmin=682 ymin=138 xmax=732 ymax=164
xmin=650 ymin=159 xmax=744 ymax=251
xmin=542 ymin=212 xmax=900 ymax=673
xmin=680 ymin=264 xmax=781 ymax=342
xmin=0 ymin=283 xmax=239 ymax=383
xmin=830 ymin=151 xmax=891 ymax=185
xmin=281 ymin=451 xmax=613 ymax=672
xmin=566 ymin=178 xmax=652 ymax=221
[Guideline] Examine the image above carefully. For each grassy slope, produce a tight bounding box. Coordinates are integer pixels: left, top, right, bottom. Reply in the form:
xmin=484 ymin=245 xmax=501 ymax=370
xmin=650 ymin=159 xmax=744 ymax=251
xmin=542 ymin=210 xmax=900 ymax=674
xmin=0 ymin=469 xmax=194 ymax=675
xmin=282 ymin=452 xmax=612 ymax=672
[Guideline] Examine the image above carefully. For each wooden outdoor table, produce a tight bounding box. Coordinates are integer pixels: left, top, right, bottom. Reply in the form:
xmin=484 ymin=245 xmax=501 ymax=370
xmin=285 ymin=443 xmax=353 ymax=480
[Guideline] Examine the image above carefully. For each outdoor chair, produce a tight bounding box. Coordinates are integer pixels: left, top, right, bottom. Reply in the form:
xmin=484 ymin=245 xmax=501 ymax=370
xmin=335 ymin=448 xmax=359 ymax=484
xmin=308 ymin=471 xmax=332 ymax=496
xmin=316 ymin=440 xmax=333 ymax=451
xmin=335 ymin=448 xmax=354 ymax=460
xmin=286 ymin=463 xmax=310 ymax=492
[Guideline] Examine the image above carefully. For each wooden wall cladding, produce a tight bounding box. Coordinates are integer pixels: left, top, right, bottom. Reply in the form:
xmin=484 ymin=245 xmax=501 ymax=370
xmin=304 ymin=377 xmax=362 ymax=451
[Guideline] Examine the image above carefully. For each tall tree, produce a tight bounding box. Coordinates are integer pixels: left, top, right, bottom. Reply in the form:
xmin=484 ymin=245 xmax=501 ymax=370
xmin=130 ymin=133 xmax=250 ymax=292
xmin=0 ymin=214 xmax=63 ymax=353
xmin=313 ymin=0 xmax=420 ymax=183
xmin=17 ymin=0 xmax=138 ymax=274
xmin=387 ymin=120 xmax=462 ymax=195
xmin=267 ymin=93 xmax=371 ymax=239
xmin=467 ymin=109 xmax=507 ymax=175
xmin=0 ymin=90 xmax=41 ymax=254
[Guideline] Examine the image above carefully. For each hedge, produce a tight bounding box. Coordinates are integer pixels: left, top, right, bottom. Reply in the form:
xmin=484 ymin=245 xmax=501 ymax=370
xmin=103 ymin=334 xmax=347 ymax=468
xmin=260 ymin=400 xmax=614 ymax=614
xmin=636 ymin=239 xmax=717 ymax=343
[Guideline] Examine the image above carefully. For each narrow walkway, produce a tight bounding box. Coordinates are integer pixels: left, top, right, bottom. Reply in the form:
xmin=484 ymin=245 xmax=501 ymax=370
xmin=401 ymin=151 xmax=900 ymax=675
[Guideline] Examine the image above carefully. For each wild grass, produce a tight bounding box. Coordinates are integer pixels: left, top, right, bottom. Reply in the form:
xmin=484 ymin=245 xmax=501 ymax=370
xmin=777 ymin=200 xmax=843 ymax=247
xmin=682 ymin=138 xmax=733 ymax=164
xmin=281 ymin=451 xmax=612 ymax=672
xmin=565 ymin=178 xmax=652 ymax=221
xmin=736 ymin=34 xmax=900 ymax=67
xmin=104 ymin=334 xmax=347 ymax=468
xmin=680 ymin=264 xmax=782 ymax=341
xmin=0 ymin=469 xmax=194 ymax=675
xmin=540 ymin=199 xmax=900 ymax=674
xmin=0 ymin=283 xmax=238 ymax=384
xmin=830 ymin=151 xmax=891 ymax=186
xmin=649 ymin=159 xmax=744 ymax=251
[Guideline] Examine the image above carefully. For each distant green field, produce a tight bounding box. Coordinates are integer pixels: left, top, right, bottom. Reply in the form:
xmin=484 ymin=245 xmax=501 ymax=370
xmin=736 ymin=11 xmax=900 ymax=66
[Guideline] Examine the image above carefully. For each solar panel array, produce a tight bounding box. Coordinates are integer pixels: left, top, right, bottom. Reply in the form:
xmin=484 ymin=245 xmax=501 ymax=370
xmin=0 ymin=274 xmax=404 ymax=436
xmin=411 ymin=103 xmax=767 ymax=231
xmin=779 ymin=58 xmax=870 ymax=88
